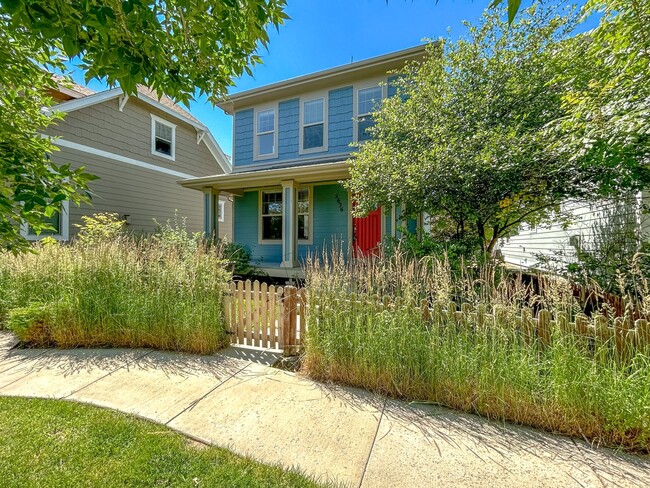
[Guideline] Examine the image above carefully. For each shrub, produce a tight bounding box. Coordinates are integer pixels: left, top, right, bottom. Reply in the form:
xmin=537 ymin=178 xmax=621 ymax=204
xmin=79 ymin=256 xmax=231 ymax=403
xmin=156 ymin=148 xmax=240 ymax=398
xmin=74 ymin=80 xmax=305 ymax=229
xmin=304 ymin=249 xmax=650 ymax=453
xmin=222 ymin=242 xmax=265 ymax=277
xmin=74 ymin=212 xmax=126 ymax=244
xmin=0 ymin=216 xmax=231 ymax=354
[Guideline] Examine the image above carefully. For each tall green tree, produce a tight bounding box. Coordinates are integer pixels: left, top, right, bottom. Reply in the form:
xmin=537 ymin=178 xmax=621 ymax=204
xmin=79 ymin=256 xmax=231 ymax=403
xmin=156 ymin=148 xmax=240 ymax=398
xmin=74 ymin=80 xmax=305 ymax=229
xmin=0 ymin=0 xmax=288 ymax=252
xmin=347 ymin=3 xmax=650 ymax=255
xmin=554 ymin=0 xmax=650 ymax=184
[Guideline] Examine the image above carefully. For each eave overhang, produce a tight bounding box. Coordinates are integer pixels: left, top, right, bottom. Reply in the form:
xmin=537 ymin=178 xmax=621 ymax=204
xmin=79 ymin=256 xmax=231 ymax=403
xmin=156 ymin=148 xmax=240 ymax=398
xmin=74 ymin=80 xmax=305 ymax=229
xmin=179 ymin=161 xmax=350 ymax=194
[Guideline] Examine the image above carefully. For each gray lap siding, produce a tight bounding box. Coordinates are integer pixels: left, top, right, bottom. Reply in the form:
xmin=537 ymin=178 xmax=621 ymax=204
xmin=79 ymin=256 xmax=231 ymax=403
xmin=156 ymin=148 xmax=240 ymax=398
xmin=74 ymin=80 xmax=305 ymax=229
xmin=52 ymin=148 xmax=232 ymax=239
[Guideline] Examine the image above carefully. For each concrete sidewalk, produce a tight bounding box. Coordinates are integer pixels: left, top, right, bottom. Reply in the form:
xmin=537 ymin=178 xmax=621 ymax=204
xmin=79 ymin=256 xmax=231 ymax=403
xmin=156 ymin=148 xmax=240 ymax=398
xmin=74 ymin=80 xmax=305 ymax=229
xmin=1 ymin=331 xmax=649 ymax=487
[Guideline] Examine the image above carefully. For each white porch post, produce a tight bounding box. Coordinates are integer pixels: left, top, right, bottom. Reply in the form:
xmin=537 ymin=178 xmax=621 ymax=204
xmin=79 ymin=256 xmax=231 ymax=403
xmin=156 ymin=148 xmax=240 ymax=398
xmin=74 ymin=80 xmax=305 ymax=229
xmin=203 ymin=187 xmax=219 ymax=239
xmin=281 ymin=179 xmax=297 ymax=268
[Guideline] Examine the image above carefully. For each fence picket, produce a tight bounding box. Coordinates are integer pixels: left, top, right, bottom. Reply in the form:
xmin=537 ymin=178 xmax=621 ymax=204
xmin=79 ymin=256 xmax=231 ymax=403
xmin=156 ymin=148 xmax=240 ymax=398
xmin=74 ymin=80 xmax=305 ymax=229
xmin=237 ymin=281 xmax=244 ymax=345
xmin=244 ymin=280 xmax=252 ymax=346
xmin=538 ymin=310 xmax=551 ymax=346
xmin=252 ymin=280 xmax=260 ymax=347
xmin=260 ymin=282 xmax=268 ymax=348
xmin=268 ymin=285 xmax=277 ymax=349
xmin=229 ymin=282 xmax=236 ymax=339
xmin=637 ymin=319 xmax=649 ymax=349
xmin=277 ymin=286 xmax=284 ymax=349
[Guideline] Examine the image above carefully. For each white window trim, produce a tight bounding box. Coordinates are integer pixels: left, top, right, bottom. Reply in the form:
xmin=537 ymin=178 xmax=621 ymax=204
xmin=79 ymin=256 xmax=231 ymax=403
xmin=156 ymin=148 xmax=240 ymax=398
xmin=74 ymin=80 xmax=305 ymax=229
xmin=151 ymin=114 xmax=176 ymax=161
xmin=299 ymin=94 xmax=328 ymax=155
xmin=218 ymin=199 xmax=225 ymax=223
xmin=20 ymin=200 xmax=70 ymax=241
xmin=253 ymin=105 xmax=278 ymax=161
xmin=259 ymin=188 xmax=283 ymax=244
xmin=296 ymin=186 xmax=314 ymax=245
xmin=257 ymin=187 xmax=313 ymax=245
xmin=353 ymin=80 xmax=387 ymax=143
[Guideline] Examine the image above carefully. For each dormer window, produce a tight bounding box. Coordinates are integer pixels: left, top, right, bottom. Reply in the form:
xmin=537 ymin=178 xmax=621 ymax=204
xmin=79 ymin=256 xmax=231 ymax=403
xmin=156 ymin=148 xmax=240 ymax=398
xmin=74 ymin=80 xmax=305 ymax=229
xmin=301 ymin=97 xmax=326 ymax=153
xmin=255 ymin=108 xmax=277 ymax=159
xmin=357 ymin=86 xmax=383 ymax=142
xmin=151 ymin=114 xmax=176 ymax=160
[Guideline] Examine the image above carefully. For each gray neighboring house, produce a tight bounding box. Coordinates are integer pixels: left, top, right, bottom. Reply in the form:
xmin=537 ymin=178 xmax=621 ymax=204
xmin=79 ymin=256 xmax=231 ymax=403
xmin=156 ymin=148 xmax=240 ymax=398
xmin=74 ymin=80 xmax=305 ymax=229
xmin=23 ymin=80 xmax=232 ymax=241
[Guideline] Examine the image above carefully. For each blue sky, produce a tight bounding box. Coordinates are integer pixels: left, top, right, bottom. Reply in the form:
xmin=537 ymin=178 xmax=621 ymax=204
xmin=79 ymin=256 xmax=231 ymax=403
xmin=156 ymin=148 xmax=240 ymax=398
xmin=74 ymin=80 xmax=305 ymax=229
xmin=68 ymin=1 xmax=596 ymax=156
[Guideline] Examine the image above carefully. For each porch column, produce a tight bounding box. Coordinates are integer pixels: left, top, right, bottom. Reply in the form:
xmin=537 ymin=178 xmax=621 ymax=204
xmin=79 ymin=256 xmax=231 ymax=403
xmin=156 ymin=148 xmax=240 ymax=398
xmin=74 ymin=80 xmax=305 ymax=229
xmin=203 ymin=187 xmax=220 ymax=240
xmin=281 ymin=179 xmax=297 ymax=268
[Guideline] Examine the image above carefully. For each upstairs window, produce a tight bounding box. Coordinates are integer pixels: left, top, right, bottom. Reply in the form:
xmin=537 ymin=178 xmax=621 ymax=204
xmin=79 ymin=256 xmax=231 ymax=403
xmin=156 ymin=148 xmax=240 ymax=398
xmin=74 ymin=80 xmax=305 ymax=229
xmin=256 ymin=108 xmax=276 ymax=158
xmin=151 ymin=114 xmax=176 ymax=160
xmin=357 ymin=86 xmax=382 ymax=142
xmin=302 ymin=98 xmax=325 ymax=152
xmin=261 ymin=190 xmax=283 ymax=240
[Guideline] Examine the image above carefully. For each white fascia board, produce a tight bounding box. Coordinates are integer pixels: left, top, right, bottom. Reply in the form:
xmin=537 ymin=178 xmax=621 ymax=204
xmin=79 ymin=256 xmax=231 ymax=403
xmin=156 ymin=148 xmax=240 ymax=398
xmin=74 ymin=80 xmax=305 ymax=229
xmin=203 ymin=131 xmax=232 ymax=174
xmin=54 ymin=138 xmax=197 ymax=179
xmin=51 ymin=88 xmax=123 ymax=114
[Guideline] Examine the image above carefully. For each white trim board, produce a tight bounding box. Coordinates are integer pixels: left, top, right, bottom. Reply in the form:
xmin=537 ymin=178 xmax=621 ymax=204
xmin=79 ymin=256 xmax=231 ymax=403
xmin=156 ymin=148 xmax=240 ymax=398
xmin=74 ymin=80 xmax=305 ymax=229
xmin=54 ymin=138 xmax=197 ymax=179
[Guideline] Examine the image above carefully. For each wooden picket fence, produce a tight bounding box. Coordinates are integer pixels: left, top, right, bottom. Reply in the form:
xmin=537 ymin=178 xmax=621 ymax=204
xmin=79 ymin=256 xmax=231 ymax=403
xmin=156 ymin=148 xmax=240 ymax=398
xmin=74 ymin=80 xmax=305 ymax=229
xmin=223 ymin=280 xmax=307 ymax=354
xmin=315 ymin=295 xmax=650 ymax=361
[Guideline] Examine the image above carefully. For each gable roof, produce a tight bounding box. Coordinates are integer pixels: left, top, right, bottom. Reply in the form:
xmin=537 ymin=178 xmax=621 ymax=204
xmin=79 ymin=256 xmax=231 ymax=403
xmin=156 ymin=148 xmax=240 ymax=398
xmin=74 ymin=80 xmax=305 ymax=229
xmin=217 ymin=44 xmax=429 ymax=113
xmin=51 ymin=84 xmax=230 ymax=174
xmin=49 ymin=75 xmax=97 ymax=100
xmin=135 ymin=85 xmax=202 ymax=125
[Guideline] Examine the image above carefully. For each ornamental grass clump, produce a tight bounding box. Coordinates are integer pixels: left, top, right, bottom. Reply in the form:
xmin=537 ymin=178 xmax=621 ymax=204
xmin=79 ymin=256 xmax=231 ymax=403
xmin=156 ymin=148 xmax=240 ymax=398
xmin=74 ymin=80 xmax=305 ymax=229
xmin=0 ymin=214 xmax=230 ymax=354
xmin=304 ymin=248 xmax=650 ymax=454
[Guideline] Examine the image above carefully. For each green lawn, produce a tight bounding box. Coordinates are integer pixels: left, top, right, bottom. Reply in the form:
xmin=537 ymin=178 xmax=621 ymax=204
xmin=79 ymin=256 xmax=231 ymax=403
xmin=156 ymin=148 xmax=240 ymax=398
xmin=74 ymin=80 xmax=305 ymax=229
xmin=0 ymin=397 xmax=324 ymax=488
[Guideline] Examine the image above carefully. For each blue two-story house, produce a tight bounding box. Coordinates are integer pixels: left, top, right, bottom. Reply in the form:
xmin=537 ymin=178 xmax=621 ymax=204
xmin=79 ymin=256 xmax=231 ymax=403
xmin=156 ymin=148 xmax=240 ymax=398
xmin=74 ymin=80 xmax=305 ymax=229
xmin=181 ymin=45 xmax=427 ymax=278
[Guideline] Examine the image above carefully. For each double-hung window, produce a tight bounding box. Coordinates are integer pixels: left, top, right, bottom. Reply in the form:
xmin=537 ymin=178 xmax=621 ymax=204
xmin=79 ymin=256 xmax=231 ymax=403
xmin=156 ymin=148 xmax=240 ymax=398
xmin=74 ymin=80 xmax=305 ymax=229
xmin=297 ymin=188 xmax=310 ymax=240
xmin=357 ymin=86 xmax=382 ymax=142
xmin=256 ymin=109 xmax=276 ymax=158
xmin=260 ymin=188 xmax=311 ymax=243
xmin=301 ymin=98 xmax=325 ymax=152
xmin=151 ymin=114 xmax=176 ymax=160
xmin=261 ymin=191 xmax=283 ymax=241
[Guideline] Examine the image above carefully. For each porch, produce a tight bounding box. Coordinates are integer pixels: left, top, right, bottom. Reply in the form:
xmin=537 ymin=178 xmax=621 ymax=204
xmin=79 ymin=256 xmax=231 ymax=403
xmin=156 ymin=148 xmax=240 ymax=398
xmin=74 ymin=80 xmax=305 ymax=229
xmin=181 ymin=161 xmax=358 ymax=271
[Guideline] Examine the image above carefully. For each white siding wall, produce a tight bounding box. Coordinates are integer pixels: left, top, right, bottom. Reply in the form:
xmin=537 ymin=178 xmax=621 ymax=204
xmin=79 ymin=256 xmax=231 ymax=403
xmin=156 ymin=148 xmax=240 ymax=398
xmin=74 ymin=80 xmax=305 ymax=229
xmin=499 ymin=196 xmax=645 ymax=270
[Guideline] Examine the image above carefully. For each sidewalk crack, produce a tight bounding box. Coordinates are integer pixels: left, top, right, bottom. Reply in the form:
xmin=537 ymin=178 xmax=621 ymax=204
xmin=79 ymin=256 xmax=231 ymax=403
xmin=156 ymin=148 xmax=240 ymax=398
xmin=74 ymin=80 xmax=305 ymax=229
xmin=62 ymin=349 xmax=154 ymax=399
xmin=359 ymin=395 xmax=388 ymax=488
xmin=164 ymin=362 xmax=251 ymax=425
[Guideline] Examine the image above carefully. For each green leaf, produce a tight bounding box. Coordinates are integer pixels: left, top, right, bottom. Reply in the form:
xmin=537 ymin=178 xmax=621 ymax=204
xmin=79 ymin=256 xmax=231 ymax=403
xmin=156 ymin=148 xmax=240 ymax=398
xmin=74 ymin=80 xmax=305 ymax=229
xmin=2 ymin=0 xmax=22 ymax=14
xmin=507 ymin=0 xmax=522 ymax=24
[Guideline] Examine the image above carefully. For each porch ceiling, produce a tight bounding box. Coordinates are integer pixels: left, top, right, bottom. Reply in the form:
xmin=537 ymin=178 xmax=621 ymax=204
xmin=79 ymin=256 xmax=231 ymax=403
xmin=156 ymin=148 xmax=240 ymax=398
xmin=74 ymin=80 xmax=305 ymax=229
xmin=179 ymin=161 xmax=350 ymax=194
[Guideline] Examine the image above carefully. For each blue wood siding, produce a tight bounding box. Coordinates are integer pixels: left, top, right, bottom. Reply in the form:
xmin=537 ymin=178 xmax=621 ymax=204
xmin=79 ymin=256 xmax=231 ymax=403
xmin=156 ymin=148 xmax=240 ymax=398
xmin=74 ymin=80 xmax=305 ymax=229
xmin=233 ymin=191 xmax=282 ymax=264
xmin=233 ymin=109 xmax=254 ymax=167
xmin=278 ymin=99 xmax=299 ymax=160
xmin=298 ymin=184 xmax=349 ymax=260
xmin=328 ymin=86 xmax=354 ymax=154
xmin=234 ymin=184 xmax=349 ymax=266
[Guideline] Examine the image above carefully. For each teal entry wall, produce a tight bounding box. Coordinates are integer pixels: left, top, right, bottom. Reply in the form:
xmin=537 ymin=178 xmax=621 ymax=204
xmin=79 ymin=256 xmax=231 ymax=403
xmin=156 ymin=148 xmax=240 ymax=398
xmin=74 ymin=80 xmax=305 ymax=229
xmin=233 ymin=183 xmax=349 ymax=266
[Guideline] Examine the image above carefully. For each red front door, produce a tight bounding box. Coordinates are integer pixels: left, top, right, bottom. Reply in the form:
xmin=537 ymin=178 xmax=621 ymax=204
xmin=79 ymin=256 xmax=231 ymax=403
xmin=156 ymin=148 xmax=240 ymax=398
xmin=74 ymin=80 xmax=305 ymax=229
xmin=353 ymin=207 xmax=382 ymax=257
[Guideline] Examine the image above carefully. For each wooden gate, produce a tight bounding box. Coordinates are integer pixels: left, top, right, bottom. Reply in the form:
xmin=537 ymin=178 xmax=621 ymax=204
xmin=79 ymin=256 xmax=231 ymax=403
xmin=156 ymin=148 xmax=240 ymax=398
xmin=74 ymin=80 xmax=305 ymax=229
xmin=223 ymin=280 xmax=307 ymax=354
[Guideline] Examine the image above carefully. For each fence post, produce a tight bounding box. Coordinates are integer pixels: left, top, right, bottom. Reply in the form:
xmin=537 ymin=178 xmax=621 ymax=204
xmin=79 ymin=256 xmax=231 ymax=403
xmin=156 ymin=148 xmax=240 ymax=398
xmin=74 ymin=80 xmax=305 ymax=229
xmin=637 ymin=319 xmax=649 ymax=352
xmin=537 ymin=310 xmax=551 ymax=347
xmin=283 ymin=286 xmax=298 ymax=356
